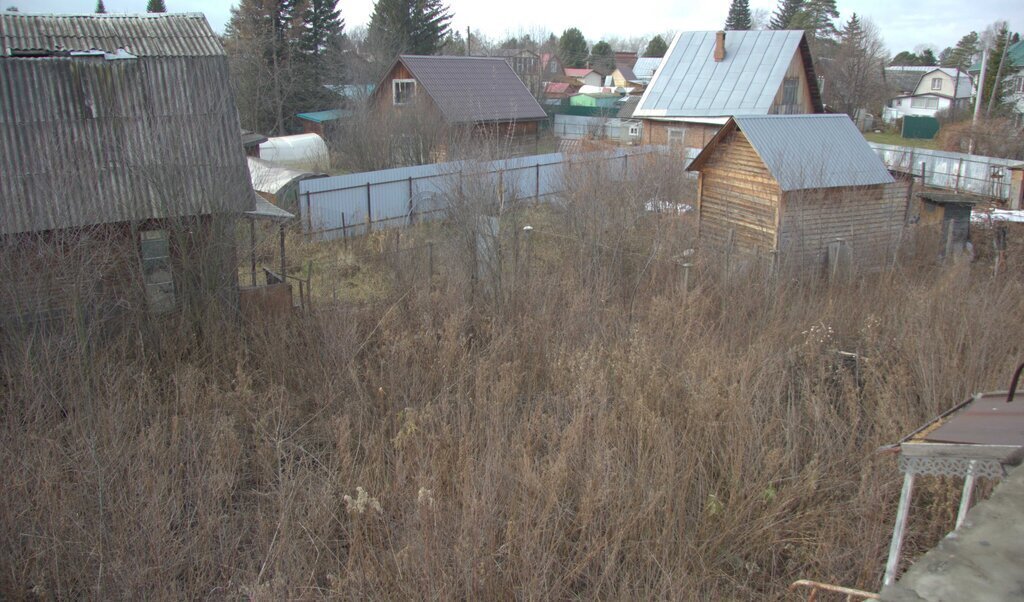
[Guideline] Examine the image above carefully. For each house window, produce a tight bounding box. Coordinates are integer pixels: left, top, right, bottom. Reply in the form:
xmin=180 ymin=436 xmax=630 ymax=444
xmin=910 ymin=97 xmax=939 ymax=109
xmin=931 ymin=77 xmax=942 ymax=91
xmin=781 ymin=78 xmax=799 ymax=114
xmin=667 ymin=128 xmax=686 ymax=149
xmin=140 ymin=229 xmax=175 ymax=312
xmin=392 ymin=79 xmax=416 ymax=105
xmin=1015 ymin=76 xmax=1024 ymax=94
xmin=629 ymin=124 xmax=641 ymax=137
xmin=894 ymin=99 xmax=902 ymax=106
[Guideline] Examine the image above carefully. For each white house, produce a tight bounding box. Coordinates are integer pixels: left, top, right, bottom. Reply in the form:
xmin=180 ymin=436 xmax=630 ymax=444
xmin=882 ymin=67 xmax=972 ymax=123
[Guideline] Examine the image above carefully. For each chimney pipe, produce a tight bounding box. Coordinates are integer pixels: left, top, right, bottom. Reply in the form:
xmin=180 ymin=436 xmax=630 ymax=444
xmin=714 ymin=31 xmax=726 ymax=62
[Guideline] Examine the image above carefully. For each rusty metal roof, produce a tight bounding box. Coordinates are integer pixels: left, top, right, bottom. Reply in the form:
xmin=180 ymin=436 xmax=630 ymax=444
xmin=1 ymin=15 xmax=252 ymax=235
xmin=389 ymin=55 xmax=547 ymax=125
xmin=914 ymin=393 xmax=1024 ymax=447
xmin=0 ymin=13 xmax=224 ymax=57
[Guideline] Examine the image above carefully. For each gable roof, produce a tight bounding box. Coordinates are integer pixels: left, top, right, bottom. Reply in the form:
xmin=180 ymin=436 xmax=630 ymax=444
xmin=687 ymin=114 xmax=894 ymax=191
xmin=617 ymin=96 xmax=641 ymax=119
xmin=634 ymin=30 xmax=823 ymax=120
xmin=0 ymin=12 xmax=224 ymax=57
xmin=614 ymin=64 xmax=638 ymax=82
xmin=379 ymin=55 xmax=547 ymax=124
xmin=565 ymin=68 xmax=596 ymax=78
xmin=632 ymin=57 xmax=662 ymax=83
xmin=0 ymin=14 xmax=252 ymax=235
xmin=886 ymin=66 xmax=973 ymax=99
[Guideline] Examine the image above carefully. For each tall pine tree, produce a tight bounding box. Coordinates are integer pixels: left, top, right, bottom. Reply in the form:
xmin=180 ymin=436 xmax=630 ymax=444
xmin=802 ymin=0 xmax=839 ymax=41
xmin=95 ymin=0 xmax=106 ymax=14
xmin=146 ymin=0 xmax=167 ymax=12
xmin=590 ymin=40 xmax=614 ymax=72
xmin=302 ymin=0 xmax=345 ymax=57
xmin=982 ymin=24 xmax=1011 ymax=116
xmin=941 ymin=32 xmax=979 ymax=72
xmin=558 ymin=28 xmax=588 ymax=68
xmin=769 ymin=0 xmax=803 ymax=30
xmin=725 ymin=0 xmax=752 ymax=31
xmin=367 ymin=0 xmax=452 ymax=62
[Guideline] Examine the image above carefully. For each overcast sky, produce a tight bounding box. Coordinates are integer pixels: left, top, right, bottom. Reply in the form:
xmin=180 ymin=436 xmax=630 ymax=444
xmin=5 ymin=0 xmax=1019 ymax=55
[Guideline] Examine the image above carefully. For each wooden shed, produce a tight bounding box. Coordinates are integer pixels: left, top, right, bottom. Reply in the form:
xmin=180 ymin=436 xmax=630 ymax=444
xmin=687 ymin=114 xmax=910 ymax=272
xmin=911 ymin=192 xmax=978 ymax=256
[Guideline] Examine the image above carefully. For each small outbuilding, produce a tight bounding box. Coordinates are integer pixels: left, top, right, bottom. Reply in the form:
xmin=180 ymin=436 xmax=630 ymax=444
xmin=911 ymin=192 xmax=978 ymax=255
xmin=686 ymin=114 xmax=909 ymax=272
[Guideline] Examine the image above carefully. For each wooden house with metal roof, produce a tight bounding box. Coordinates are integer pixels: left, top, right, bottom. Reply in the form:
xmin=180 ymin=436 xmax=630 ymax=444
xmin=686 ymin=114 xmax=909 ymax=272
xmin=0 ymin=13 xmax=288 ymax=328
xmin=634 ymin=30 xmax=823 ymax=151
xmin=371 ymin=55 xmax=548 ymax=144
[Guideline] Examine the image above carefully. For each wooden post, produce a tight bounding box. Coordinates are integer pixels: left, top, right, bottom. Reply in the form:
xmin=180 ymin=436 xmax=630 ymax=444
xmin=341 ymin=212 xmax=348 ymax=248
xmin=535 ymin=163 xmax=540 ymax=202
xmin=680 ymin=262 xmax=692 ymax=298
xmin=623 ymin=152 xmax=628 ymax=178
xmin=955 ymin=158 xmax=963 ymax=193
xmin=365 ymin=182 xmax=372 ymax=233
xmin=956 ymin=462 xmax=977 ymax=529
xmin=944 ymin=224 xmax=954 ymax=263
xmin=427 ymin=242 xmax=434 ymax=279
xmin=279 ymin=223 xmax=286 ymax=279
xmin=249 ymin=218 xmax=257 ymax=286
xmin=305 ymin=191 xmax=312 ymax=231
xmin=920 ymin=161 xmax=926 ymax=188
xmin=408 ymin=176 xmax=415 ymax=225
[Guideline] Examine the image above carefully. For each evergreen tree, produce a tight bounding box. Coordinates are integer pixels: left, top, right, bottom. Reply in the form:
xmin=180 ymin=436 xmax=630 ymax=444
xmin=802 ymin=0 xmax=839 ymax=40
xmin=769 ymin=0 xmax=803 ymax=30
xmin=941 ymin=32 xmax=979 ymax=72
xmin=982 ymin=24 xmax=1011 ymax=115
xmin=919 ymin=48 xmax=937 ymax=66
xmin=367 ymin=0 xmax=453 ymax=61
xmin=559 ymin=28 xmax=588 ymax=68
xmin=590 ymin=40 xmax=614 ymax=72
xmin=146 ymin=0 xmax=167 ymax=12
xmin=302 ymin=0 xmax=345 ymax=56
xmin=95 ymin=0 xmax=106 ymax=14
xmin=890 ymin=50 xmax=922 ymax=66
xmin=644 ymin=35 xmax=668 ymax=58
xmin=725 ymin=0 xmax=752 ymax=31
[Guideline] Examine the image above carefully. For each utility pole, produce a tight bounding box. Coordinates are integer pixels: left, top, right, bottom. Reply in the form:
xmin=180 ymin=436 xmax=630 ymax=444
xmin=467 ymin=26 xmax=471 ymax=56
xmin=973 ymin=49 xmax=987 ymax=125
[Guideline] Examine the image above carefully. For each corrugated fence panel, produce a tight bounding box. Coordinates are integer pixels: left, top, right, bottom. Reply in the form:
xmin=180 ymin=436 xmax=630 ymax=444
xmin=868 ymin=143 xmax=1015 ymax=201
xmin=300 ymin=147 xmax=666 ymax=240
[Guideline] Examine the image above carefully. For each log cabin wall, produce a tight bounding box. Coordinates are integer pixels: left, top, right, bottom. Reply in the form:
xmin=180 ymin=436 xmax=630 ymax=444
xmin=697 ymin=130 xmax=780 ymax=253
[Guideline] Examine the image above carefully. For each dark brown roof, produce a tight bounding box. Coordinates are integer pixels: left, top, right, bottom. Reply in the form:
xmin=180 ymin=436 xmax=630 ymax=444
xmin=389 ymin=55 xmax=547 ymax=124
xmin=615 ymin=64 xmax=638 ymax=82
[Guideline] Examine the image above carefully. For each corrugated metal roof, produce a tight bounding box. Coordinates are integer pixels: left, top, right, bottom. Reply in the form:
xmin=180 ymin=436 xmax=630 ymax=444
xmin=394 ymin=55 xmax=547 ymax=124
xmin=1 ymin=29 xmax=252 ymax=235
xmin=688 ymin=115 xmax=894 ymax=191
xmin=634 ymin=30 xmax=822 ymax=119
xmin=617 ymin=96 xmax=641 ymax=119
xmin=0 ymin=13 xmax=224 ymax=57
xmin=632 ymin=57 xmax=661 ymax=83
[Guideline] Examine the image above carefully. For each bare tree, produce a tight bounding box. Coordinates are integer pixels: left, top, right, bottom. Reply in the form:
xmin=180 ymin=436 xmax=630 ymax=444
xmin=829 ymin=14 xmax=889 ymax=117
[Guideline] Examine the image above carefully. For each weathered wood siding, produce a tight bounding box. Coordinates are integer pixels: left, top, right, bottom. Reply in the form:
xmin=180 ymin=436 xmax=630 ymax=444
xmin=697 ymin=131 xmax=780 ymax=253
xmin=778 ymin=181 xmax=909 ymax=270
xmin=768 ymin=51 xmax=816 ymax=115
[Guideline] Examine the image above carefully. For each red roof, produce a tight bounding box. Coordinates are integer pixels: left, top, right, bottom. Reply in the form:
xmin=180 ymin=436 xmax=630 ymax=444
xmin=544 ymin=82 xmax=573 ymax=94
xmin=565 ymin=68 xmax=595 ymax=77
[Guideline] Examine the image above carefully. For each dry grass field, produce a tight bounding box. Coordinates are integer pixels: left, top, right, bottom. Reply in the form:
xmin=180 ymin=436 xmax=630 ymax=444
xmin=2 ymin=158 xmax=1022 ymax=600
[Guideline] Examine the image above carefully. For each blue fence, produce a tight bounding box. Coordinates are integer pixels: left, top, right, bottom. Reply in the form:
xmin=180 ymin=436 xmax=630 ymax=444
xmin=298 ymin=146 xmax=666 ymax=240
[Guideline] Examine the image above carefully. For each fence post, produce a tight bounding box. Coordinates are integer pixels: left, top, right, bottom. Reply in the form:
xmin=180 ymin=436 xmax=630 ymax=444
xmin=955 ymin=158 xmax=963 ymax=193
xmin=365 ymin=182 xmax=372 ymax=233
xmin=920 ymin=161 xmax=926 ymax=188
xmin=944 ymin=225 xmax=954 ymax=263
xmin=680 ymin=262 xmax=692 ymax=299
xmin=341 ymin=212 xmax=347 ymax=248
xmin=535 ymin=163 xmax=540 ymax=202
xmin=304 ymin=191 xmax=312 ymax=232
xmin=408 ymin=176 xmax=415 ymax=225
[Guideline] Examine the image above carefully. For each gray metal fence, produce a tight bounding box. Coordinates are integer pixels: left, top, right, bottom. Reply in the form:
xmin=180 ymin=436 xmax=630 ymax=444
xmin=298 ymin=146 xmax=666 ymax=240
xmin=868 ymin=143 xmax=1018 ymax=201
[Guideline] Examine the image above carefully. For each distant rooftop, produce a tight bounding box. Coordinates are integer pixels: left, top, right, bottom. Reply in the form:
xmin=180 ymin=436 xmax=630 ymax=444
xmin=296 ymin=109 xmax=354 ymax=123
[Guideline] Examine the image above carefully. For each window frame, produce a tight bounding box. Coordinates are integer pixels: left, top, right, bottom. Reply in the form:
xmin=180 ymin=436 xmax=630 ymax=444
xmin=392 ymin=79 xmax=417 ymax=106
xmin=931 ymin=77 xmax=943 ymax=91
